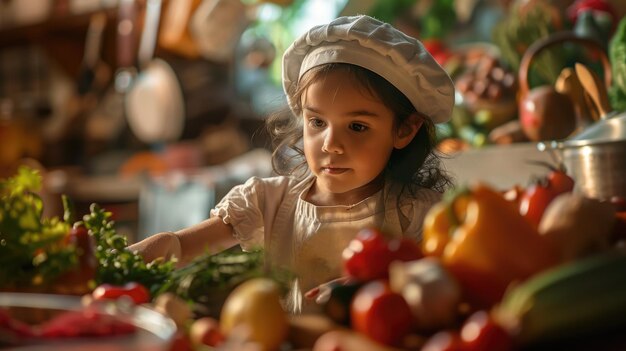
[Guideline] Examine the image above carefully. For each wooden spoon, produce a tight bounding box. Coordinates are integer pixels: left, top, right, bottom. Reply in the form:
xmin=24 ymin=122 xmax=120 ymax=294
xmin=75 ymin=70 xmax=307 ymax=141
xmin=555 ymin=67 xmax=599 ymax=124
xmin=574 ymin=63 xmax=612 ymax=118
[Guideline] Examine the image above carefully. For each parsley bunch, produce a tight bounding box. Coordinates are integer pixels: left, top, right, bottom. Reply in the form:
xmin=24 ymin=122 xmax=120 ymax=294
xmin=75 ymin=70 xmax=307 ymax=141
xmin=82 ymin=204 xmax=175 ymax=296
xmin=0 ymin=167 xmax=74 ymax=289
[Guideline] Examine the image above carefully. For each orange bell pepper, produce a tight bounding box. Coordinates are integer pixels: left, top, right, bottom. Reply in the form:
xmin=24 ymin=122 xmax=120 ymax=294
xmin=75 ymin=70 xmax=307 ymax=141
xmin=422 ymin=183 xmax=560 ymax=307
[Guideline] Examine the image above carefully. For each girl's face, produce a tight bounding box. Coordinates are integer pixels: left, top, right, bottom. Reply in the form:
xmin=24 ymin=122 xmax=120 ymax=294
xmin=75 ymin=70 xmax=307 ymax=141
xmin=301 ymin=69 xmax=414 ymax=204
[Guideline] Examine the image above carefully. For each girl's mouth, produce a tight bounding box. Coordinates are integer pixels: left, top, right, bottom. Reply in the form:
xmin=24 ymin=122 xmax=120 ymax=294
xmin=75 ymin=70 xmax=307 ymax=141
xmin=321 ymin=167 xmax=349 ymax=175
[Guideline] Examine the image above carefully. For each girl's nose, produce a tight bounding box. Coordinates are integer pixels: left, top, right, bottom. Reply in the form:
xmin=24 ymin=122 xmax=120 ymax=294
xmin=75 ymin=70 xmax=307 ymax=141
xmin=322 ymin=130 xmax=343 ymax=154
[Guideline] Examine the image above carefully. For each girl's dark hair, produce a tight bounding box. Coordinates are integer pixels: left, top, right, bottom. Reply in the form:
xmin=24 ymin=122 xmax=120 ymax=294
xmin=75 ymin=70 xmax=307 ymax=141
xmin=266 ymin=63 xmax=453 ymax=195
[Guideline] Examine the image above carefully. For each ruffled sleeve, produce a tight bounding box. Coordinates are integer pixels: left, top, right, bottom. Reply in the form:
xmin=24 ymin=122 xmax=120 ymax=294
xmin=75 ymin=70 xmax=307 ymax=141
xmin=210 ymin=177 xmax=265 ymax=250
xmin=210 ymin=176 xmax=295 ymax=251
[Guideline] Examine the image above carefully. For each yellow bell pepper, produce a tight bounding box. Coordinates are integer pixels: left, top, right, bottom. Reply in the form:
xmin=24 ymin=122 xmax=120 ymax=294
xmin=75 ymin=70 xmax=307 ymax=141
xmin=422 ymin=183 xmax=560 ymax=307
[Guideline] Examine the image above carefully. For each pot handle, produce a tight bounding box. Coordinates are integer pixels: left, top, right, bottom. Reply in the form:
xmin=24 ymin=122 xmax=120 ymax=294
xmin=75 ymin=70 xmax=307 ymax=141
xmin=536 ymin=140 xmax=565 ymax=166
xmin=518 ymin=31 xmax=611 ymax=97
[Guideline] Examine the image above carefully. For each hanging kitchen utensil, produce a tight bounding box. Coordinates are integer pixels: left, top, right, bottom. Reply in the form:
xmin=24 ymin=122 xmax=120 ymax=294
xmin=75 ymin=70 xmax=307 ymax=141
xmin=76 ymin=13 xmax=109 ymax=97
xmin=554 ymin=67 xmax=598 ymax=128
xmin=518 ymin=31 xmax=611 ymax=141
xmin=125 ymin=0 xmax=186 ymax=144
xmin=114 ymin=0 xmax=140 ymax=95
xmin=158 ymin=0 xmax=203 ymax=59
xmin=84 ymin=0 xmax=138 ymax=146
xmin=537 ymin=62 xmax=626 ymax=201
xmin=189 ymin=0 xmax=253 ymax=63
xmin=574 ymin=62 xmax=613 ymax=118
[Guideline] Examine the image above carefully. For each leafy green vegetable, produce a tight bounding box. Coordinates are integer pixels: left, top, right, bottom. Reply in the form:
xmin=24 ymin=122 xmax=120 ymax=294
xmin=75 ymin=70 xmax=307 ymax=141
xmin=492 ymin=4 xmax=565 ymax=85
xmin=82 ymin=204 xmax=175 ymax=296
xmin=1 ymin=166 xmax=288 ymax=314
xmin=156 ymin=246 xmax=292 ymax=318
xmin=0 ymin=166 xmax=74 ymax=289
xmin=158 ymin=247 xmax=263 ymax=314
xmin=609 ymin=17 xmax=626 ymax=112
xmin=368 ymin=0 xmax=456 ymax=39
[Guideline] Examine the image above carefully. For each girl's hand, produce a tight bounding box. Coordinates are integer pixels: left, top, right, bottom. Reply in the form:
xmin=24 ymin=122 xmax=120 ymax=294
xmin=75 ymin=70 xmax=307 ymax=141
xmin=127 ymin=232 xmax=181 ymax=264
xmin=304 ymin=276 xmax=356 ymax=305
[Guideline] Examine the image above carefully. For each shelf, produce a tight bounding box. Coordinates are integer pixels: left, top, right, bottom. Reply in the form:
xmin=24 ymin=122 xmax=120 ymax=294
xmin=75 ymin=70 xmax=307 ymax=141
xmin=0 ymin=8 xmax=121 ymax=79
xmin=0 ymin=8 xmax=117 ymax=47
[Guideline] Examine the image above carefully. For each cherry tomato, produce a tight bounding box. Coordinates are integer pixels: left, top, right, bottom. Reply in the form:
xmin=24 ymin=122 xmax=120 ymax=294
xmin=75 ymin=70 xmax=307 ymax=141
xmin=460 ymin=310 xmax=513 ymax=351
xmin=343 ymin=228 xmax=423 ymax=281
xmin=546 ymin=169 xmax=575 ymax=195
xmin=388 ymin=237 xmax=423 ymax=262
xmin=422 ymin=331 xmax=466 ymax=351
xmin=92 ymin=282 xmax=151 ymax=304
xmin=519 ymin=182 xmax=554 ymax=228
xmin=519 ymin=168 xmax=575 ymax=228
xmin=343 ymin=228 xmax=393 ymax=280
xmin=350 ymin=280 xmax=413 ymax=347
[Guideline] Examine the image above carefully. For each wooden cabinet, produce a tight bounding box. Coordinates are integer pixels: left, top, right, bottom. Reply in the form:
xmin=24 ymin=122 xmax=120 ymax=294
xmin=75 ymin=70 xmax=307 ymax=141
xmin=0 ymin=3 xmax=129 ymax=80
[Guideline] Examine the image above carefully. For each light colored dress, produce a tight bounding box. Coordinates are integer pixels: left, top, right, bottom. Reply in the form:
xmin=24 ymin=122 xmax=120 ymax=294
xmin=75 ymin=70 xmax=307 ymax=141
xmin=211 ymin=175 xmax=441 ymax=313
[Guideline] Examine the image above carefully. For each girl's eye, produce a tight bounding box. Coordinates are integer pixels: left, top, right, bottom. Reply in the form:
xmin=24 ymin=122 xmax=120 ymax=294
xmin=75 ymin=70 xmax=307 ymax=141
xmin=308 ymin=118 xmax=325 ymax=128
xmin=350 ymin=123 xmax=368 ymax=132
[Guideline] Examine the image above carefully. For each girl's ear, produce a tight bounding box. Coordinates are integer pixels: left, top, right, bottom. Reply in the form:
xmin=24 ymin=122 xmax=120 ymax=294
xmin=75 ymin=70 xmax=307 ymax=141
xmin=394 ymin=114 xmax=423 ymax=149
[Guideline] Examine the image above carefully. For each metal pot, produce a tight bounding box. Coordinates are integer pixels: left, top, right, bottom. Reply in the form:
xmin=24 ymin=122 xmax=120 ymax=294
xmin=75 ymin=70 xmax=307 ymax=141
xmin=538 ymin=112 xmax=626 ymax=200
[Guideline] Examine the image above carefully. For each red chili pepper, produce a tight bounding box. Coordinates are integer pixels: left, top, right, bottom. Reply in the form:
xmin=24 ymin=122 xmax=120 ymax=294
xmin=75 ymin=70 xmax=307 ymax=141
xmin=92 ymin=282 xmax=151 ymax=304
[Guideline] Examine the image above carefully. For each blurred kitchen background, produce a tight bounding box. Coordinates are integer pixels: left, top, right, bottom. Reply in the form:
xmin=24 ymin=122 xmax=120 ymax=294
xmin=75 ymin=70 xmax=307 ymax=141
xmin=1 ymin=0 xmax=625 ymax=242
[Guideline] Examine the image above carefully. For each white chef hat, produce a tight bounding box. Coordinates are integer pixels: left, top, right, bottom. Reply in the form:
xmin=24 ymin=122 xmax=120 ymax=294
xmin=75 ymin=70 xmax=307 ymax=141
xmin=282 ymin=15 xmax=454 ymax=123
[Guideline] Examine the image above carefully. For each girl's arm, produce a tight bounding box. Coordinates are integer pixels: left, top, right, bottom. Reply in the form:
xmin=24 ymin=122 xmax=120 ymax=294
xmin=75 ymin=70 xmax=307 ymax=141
xmin=127 ymin=216 xmax=238 ymax=266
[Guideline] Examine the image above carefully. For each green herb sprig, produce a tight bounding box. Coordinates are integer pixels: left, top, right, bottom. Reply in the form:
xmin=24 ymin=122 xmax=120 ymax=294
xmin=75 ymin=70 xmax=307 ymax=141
xmin=82 ymin=204 xmax=175 ymax=296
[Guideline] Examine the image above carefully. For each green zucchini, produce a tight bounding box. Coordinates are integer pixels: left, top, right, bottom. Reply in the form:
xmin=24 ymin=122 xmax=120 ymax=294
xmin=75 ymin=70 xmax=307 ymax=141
xmin=495 ymin=250 xmax=626 ymax=347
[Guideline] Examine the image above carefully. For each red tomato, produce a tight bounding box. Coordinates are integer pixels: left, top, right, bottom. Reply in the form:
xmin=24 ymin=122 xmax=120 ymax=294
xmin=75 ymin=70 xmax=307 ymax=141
xmin=546 ymin=169 xmax=575 ymax=195
xmin=343 ymin=228 xmax=394 ymax=280
xmin=343 ymin=228 xmax=423 ymax=281
xmin=519 ymin=167 xmax=575 ymax=228
xmin=460 ymin=310 xmax=513 ymax=351
xmin=350 ymin=280 xmax=413 ymax=346
xmin=92 ymin=282 xmax=151 ymax=304
xmin=388 ymin=237 xmax=423 ymax=262
xmin=518 ymin=182 xmax=555 ymax=228
xmin=422 ymin=331 xmax=466 ymax=351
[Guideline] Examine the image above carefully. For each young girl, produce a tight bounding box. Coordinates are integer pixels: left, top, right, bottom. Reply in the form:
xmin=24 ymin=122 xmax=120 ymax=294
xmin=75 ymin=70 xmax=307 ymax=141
xmin=128 ymin=15 xmax=455 ymax=313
